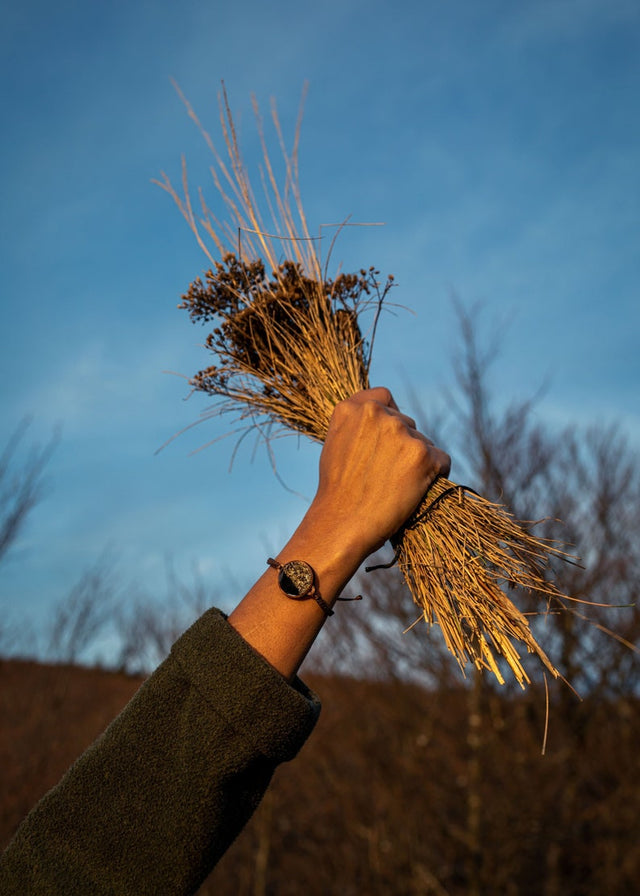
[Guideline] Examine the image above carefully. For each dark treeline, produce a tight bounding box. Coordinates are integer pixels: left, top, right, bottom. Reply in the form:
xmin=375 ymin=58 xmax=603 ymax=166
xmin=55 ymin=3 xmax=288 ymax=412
xmin=205 ymin=675 xmax=640 ymax=896
xmin=1 ymin=661 xmax=638 ymax=895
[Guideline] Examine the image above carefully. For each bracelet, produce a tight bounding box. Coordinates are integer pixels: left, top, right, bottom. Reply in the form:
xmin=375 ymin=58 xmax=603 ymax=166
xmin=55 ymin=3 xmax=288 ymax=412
xmin=266 ymin=558 xmax=334 ymax=617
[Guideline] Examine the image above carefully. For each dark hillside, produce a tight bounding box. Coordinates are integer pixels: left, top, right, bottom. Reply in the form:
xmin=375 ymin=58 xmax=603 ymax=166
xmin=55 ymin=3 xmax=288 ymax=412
xmin=1 ymin=659 xmax=639 ymax=895
xmin=0 ymin=659 xmax=144 ymax=848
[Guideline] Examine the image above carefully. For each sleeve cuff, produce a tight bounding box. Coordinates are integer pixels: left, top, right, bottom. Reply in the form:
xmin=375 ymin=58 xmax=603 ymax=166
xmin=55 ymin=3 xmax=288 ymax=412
xmin=171 ymin=608 xmax=321 ymax=763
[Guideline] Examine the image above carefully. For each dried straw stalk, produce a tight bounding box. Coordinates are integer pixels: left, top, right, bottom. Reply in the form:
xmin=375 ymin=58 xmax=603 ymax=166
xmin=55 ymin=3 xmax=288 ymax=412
xmin=157 ymin=85 xmax=574 ymax=687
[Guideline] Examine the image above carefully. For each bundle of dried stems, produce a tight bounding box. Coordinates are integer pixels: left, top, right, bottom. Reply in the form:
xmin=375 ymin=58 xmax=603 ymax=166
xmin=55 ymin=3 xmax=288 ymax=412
xmin=157 ymin=85 xmax=574 ymax=687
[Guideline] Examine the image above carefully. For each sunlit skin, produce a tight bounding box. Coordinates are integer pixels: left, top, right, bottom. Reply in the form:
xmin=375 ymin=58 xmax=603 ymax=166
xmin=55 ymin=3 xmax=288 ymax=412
xmin=229 ymin=387 xmax=450 ymax=681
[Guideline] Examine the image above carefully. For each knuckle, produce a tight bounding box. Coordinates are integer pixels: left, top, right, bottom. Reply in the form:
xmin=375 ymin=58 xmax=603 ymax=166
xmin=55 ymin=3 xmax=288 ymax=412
xmin=375 ymin=386 xmax=393 ymax=406
xmin=361 ymin=397 xmax=383 ymax=421
xmin=411 ymin=439 xmax=451 ymax=478
xmin=332 ymin=397 xmax=352 ymax=420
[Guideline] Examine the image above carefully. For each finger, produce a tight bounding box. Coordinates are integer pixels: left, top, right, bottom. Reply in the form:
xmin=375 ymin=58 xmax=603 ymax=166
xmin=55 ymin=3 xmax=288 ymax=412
xmin=411 ymin=431 xmax=451 ymax=476
xmin=350 ymin=389 xmax=419 ymax=431
xmin=363 ymin=397 xmax=417 ymax=432
xmin=386 ymin=409 xmax=417 ymax=430
xmin=432 ymin=446 xmax=451 ymax=478
xmin=350 ymin=386 xmax=399 ymax=411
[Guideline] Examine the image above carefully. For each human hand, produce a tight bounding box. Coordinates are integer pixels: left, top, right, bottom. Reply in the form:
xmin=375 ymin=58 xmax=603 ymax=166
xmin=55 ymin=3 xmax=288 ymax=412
xmin=309 ymin=387 xmax=451 ymax=569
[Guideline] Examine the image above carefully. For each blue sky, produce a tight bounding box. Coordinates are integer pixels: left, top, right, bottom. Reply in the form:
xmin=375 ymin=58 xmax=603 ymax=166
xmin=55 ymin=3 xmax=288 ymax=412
xmin=1 ymin=0 xmax=638 ymax=653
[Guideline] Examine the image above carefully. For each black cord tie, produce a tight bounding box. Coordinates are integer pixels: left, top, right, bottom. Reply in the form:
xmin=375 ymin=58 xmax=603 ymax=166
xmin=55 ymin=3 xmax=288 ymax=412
xmin=365 ymin=482 xmax=480 ymax=573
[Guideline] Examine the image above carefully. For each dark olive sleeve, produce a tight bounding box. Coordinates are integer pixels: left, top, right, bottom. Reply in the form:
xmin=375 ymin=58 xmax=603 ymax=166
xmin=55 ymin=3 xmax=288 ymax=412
xmin=0 ymin=608 xmax=321 ymax=895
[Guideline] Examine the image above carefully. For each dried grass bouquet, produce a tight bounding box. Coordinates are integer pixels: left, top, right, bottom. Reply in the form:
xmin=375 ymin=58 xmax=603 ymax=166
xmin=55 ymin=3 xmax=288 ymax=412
xmin=158 ymin=85 xmax=575 ymax=687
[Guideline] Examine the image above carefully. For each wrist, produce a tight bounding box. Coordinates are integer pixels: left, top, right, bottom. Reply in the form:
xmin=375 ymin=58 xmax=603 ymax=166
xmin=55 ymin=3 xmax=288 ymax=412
xmin=281 ymin=501 xmax=370 ymax=603
xmin=228 ymin=492 xmax=369 ymax=681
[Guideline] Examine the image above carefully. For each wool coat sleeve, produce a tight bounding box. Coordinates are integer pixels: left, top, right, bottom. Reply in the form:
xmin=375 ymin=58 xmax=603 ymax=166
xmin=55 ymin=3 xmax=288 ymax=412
xmin=0 ymin=608 xmax=321 ymax=895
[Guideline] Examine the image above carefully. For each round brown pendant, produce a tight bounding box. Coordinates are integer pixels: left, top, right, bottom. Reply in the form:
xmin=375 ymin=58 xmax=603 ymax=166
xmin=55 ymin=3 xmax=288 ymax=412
xmin=278 ymin=560 xmax=314 ymax=598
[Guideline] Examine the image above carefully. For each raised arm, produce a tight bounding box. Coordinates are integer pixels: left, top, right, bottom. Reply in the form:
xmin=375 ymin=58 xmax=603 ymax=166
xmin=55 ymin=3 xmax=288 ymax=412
xmin=0 ymin=387 xmax=450 ymax=895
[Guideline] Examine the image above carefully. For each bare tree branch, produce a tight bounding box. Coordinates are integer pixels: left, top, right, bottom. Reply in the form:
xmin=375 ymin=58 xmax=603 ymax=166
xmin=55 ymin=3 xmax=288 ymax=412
xmin=47 ymin=553 xmax=118 ymax=664
xmin=0 ymin=420 xmax=58 ymax=566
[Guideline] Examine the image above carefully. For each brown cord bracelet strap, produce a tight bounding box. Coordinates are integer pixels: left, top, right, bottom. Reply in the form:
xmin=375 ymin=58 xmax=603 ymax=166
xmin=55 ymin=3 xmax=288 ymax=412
xmin=365 ymin=482 xmax=481 ymax=573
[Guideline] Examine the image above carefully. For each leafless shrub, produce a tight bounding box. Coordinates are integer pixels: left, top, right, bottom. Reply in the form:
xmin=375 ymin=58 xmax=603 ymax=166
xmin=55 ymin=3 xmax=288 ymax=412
xmin=0 ymin=419 xmax=57 ymax=566
xmin=46 ymin=554 xmax=118 ymax=664
xmin=116 ymin=562 xmax=214 ymax=674
xmin=416 ymin=304 xmax=639 ymax=693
